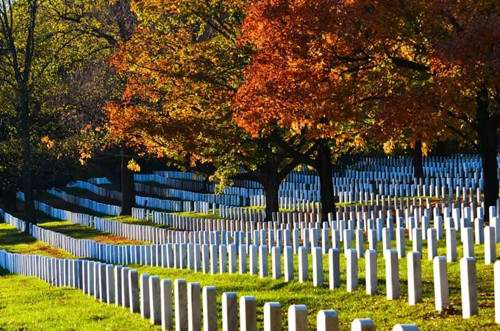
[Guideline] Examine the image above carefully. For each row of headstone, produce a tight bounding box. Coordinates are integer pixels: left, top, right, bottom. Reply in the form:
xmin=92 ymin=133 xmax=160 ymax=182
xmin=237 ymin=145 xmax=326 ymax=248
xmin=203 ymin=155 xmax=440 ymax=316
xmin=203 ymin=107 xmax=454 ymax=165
xmin=123 ymin=154 xmax=498 ymax=212
xmin=67 ymin=180 xmax=122 ymax=201
xmin=8 ymin=198 xmax=499 ymax=275
xmin=131 ymin=208 xmax=500 ymax=266
xmin=134 ymin=181 xmax=244 ymax=206
xmin=134 ymin=173 xmax=209 ymax=193
xmin=25 ymin=201 xmax=187 ymax=244
xmin=45 ymin=189 xmax=122 ymax=216
xmin=0 ymin=248 xmax=422 ymax=331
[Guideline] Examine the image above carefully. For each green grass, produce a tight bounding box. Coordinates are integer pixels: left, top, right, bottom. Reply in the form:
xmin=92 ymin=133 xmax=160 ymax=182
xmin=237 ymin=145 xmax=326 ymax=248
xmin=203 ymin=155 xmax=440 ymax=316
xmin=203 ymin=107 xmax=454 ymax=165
xmin=133 ymin=238 xmax=500 ymax=331
xmin=37 ymin=219 xmax=145 ymax=245
xmin=1 ymin=219 xmax=499 ymax=330
xmin=174 ymin=210 xmax=221 ymax=219
xmin=106 ymin=215 xmax=167 ymax=229
xmin=0 ymin=269 xmax=159 ymax=331
xmin=0 ymin=223 xmax=74 ymax=259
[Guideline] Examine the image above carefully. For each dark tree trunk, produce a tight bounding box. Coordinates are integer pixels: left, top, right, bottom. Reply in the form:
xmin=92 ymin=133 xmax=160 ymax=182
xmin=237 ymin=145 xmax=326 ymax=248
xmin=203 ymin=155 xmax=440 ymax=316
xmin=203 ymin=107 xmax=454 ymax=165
xmin=413 ymin=140 xmax=424 ymax=179
xmin=120 ymin=149 xmax=135 ymax=215
xmin=261 ymin=160 xmax=280 ymax=222
xmin=316 ymin=142 xmax=335 ymax=221
xmin=476 ymin=87 xmax=498 ymax=221
xmin=19 ymin=87 xmax=35 ymax=227
xmin=2 ymin=189 xmax=18 ymax=213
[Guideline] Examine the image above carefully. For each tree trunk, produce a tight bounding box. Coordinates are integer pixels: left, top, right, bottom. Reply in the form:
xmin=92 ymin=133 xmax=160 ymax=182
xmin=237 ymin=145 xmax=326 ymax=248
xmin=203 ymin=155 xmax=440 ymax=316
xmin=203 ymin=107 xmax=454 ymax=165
xmin=413 ymin=140 xmax=424 ymax=179
xmin=476 ymin=87 xmax=498 ymax=221
xmin=316 ymin=142 xmax=335 ymax=221
xmin=261 ymin=161 xmax=280 ymax=222
xmin=2 ymin=189 xmax=18 ymax=213
xmin=120 ymin=149 xmax=135 ymax=215
xmin=19 ymin=87 xmax=35 ymax=227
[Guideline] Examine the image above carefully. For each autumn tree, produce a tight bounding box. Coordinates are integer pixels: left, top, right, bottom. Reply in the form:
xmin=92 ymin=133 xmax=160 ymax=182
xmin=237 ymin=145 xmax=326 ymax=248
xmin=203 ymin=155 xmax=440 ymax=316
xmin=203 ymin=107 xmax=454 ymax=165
xmin=235 ymin=0 xmax=374 ymax=219
xmin=52 ymin=0 xmax=139 ymax=214
xmin=338 ymin=0 xmax=499 ymax=213
xmin=105 ymin=0 xmax=322 ymax=220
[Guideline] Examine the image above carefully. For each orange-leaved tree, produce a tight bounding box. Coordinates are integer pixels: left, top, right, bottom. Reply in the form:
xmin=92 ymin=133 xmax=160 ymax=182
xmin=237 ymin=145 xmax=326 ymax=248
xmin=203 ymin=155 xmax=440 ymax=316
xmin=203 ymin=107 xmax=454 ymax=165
xmin=340 ymin=0 xmax=499 ymax=212
xmin=105 ymin=0 xmax=317 ymax=219
xmin=235 ymin=0 xmax=377 ymax=219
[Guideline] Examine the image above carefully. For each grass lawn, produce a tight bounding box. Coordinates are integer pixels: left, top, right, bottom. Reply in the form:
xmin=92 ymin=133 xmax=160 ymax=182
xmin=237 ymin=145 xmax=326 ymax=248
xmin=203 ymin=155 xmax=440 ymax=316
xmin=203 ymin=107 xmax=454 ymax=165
xmin=0 ymin=222 xmax=158 ymax=330
xmin=133 ymin=238 xmax=500 ymax=331
xmin=106 ymin=215 xmax=168 ymax=229
xmin=0 ymin=223 xmax=74 ymax=258
xmin=37 ymin=219 xmax=145 ymax=245
xmin=1 ymin=218 xmax=499 ymax=330
xmin=0 ymin=269 xmax=159 ymax=331
xmin=174 ymin=210 xmax=221 ymax=219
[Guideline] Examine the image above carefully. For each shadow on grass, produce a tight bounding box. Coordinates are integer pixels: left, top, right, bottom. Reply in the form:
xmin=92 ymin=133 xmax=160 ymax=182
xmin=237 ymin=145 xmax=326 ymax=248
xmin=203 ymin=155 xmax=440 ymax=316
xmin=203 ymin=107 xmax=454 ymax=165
xmin=0 ymin=227 xmax=37 ymax=246
xmin=37 ymin=221 xmax=103 ymax=240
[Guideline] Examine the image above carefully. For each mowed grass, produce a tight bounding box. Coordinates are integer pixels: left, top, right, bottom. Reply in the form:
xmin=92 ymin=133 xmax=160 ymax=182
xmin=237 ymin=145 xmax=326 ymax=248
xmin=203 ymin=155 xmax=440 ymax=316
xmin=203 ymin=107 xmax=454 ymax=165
xmin=37 ymin=219 xmax=145 ymax=245
xmin=0 ymin=222 xmax=158 ymax=331
xmin=0 ymin=269 xmax=159 ymax=331
xmin=106 ymin=215 xmax=168 ymax=228
xmin=134 ymin=238 xmax=500 ymax=331
xmin=0 ymin=223 xmax=74 ymax=258
xmin=175 ymin=210 xmax=221 ymax=219
xmin=1 ymin=218 xmax=499 ymax=330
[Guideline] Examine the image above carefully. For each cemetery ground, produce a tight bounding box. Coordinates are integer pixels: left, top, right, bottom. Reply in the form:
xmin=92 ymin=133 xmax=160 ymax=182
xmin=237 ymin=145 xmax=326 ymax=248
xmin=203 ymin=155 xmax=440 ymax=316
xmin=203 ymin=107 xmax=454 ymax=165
xmin=0 ymin=217 xmax=498 ymax=330
xmin=0 ymin=269 xmax=157 ymax=330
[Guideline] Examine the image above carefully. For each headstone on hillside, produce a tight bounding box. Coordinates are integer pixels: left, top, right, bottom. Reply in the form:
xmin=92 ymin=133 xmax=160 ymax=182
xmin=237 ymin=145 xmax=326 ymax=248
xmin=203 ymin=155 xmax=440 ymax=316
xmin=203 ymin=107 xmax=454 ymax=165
xmin=427 ymin=229 xmax=437 ymax=260
xmin=187 ymin=282 xmax=201 ymax=331
xmin=365 ymin=249 xmax=377 ymax=295
xmin=329 ymin=248 xmax=340 ymax=289
xmin=129 ymin=270 xmax=140 ymax=313
xmin=460 ymin=257 xmax=478 ymax=318
xmin=407 ymin=252 xmax=422 ymax=305
xmin=140 ymin=273 xmax=151 ymax=319
xmin=149 ymin=276 xmax=161 ymax=325
xmin=284 ymin=246 xmax=294 ymax=282
xmin=240 ymin=296 xmax=257 ymax=331
xmin=485 ymin=226 xmax=496 ymax=264
xmin=202 ymin=286 xmax=217 ymax=331
xmin=162 ymin=280 xmax=174 ymax=330
xmin=346 ymin=249 xmax=358 ymax=292
xmin=446 ymin=228 xmax=457 ymax=262
xmin=433 ymin=256 xmax=449 ymax=312
xmin=317 ymin=310 xmax=339 ymax=331
xmin=298 ymin=247 xmax=308 ymax=282
xmin=312 ymin=247 xmax=323 ymax=287
xmin=288 ymin=305 xmax=307 ymax=331
xmin=175 ymin=279 xmax=188 ymax=331
xmin=385 ymin=249 xmax=400 ymax=300
xmin=222 ymin=292 xmax=238 ymax=331
xmin=272 ymin=246 xmax=281 ymax=279
xmin=351 ymin=318 xmax=376 ymax=331
xmin=264 ymin=302 xmax=281 ymax=331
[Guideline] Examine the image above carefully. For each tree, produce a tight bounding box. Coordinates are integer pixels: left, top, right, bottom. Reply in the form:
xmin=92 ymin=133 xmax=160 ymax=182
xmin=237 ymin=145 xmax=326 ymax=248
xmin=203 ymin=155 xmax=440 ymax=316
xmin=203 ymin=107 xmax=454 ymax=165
xmin=236 ymin=0 xmax=499 ymax=218
xmin=339 ymin=0 xmax=499 ymax=214
xmin=105 ymin=0 xmax=320 ymax=220
xmin=53 ymin=0 xmax=139 ymax=214
xmin=0 ymin=0 xmax=40 ymax=222
xmin=235 ymin=0 xmax=372 ymax=219
xmin=0 ymin=0 xmax=110 ymax=221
